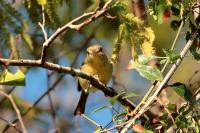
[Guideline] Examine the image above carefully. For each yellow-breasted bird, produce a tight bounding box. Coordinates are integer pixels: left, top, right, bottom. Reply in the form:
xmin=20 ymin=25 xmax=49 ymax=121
xmin=74 ymin=44 xmax=113 ymax=115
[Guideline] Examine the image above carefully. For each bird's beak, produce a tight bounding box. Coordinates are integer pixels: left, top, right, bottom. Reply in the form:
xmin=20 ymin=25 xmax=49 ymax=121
xmin=90 ymin=51 xmax=98 ymax=56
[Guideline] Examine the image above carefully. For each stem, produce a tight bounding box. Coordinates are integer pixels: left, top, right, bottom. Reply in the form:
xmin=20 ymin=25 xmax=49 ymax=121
xmin=120 ymin=29 xmax=199 ymax=133
xmin=81 ymin=114 xmax=102 ymax=128
xmin=132 ymin=20 xmax=185 ymax=115
xmin=161 ymin=20 xmax=184 ymax=72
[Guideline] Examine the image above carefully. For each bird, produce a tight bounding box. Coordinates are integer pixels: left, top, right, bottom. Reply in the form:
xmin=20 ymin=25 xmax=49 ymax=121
xmin=74 ymin=44 xmax=113 ymax=115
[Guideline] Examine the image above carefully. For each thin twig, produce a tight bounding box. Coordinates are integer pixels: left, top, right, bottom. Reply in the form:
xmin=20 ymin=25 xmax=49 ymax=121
xmin=0 ymin=86 xmax=16 ymax=107
xmin=38 ymin=6 xmax=48 ymax=41
xmin=0 ymin=117 xmax=22 ymax=133
xmin=0 ymin=90 xmax=27 ymax=133
xmin=161 ymin=20 xmax=185 ymax=72
xmin=2 ymin=75 xmax=64 ymax=133
xmin=81 ymin=114 xmax=102 ymax=128
xmin=47 ymin=71 xmax=58 ymax=132
xmin=70 ymin=18 xmax=103 ymax=68
xmin=193 ymin=87 xmax=200 ymax=100
xmin=100 ymin=118 xmax=135 ymax=133
xmin=131 ymin=16 xmax=185 ymax=117
xmin=40 ymin=0 xmax=113 ymax=64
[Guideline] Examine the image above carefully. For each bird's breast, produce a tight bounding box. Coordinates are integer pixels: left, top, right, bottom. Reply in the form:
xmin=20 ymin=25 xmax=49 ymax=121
xmin=79 ymin=59 xmax=112 ymax=92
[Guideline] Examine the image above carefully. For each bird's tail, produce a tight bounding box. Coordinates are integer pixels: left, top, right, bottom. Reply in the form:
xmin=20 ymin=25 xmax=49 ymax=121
xmin=74 ymin=91 xmax=89 ymax=115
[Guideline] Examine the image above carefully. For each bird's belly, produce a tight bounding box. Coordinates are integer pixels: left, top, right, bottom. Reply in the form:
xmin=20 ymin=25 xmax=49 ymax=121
xmin=79 ymin=63 xmax=112 ymax=93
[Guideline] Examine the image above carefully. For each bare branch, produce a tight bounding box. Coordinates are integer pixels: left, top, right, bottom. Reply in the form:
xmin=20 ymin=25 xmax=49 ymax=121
xmin=38 ymin=6 xmax=48 ymax=41
xmin=0 ymin=90 xmax=27 ymax=133
xmin=40 ymin=0 xmax=113 ymax=64
xmin=47 ymin=72 xmax=58 ymax=131
xmin=0 ymin=58 xmax=136 ymax=111
xmin=0 ymin=87 xmax=16 ymax=107
xmin=2 ymin=75 xmax=64 ymax=132
xmin=0 ymin=117 xmax=21 ymax=133
xmin=81 ymin=114 xmax=102 ymax=128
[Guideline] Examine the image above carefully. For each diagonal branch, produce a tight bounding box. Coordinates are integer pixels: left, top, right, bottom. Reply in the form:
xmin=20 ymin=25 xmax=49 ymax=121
xmin=2 ymin=75 xmax=64 ymax=133
xmin=120 ymin=29 xmax=200 ymax=133
xmin=0 ymin=90 xmax=27 ymax=133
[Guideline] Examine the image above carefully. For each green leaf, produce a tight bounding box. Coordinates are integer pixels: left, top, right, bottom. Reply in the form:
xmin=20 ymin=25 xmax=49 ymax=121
xmin=109 ymin=92 xmax=125 ymax=105
xmin=110 ymin=94 xmax=120 ymax=105
xmin=138 ymin=55 xmax=157 ymax=65
xmin=167 ymin=103 xmax=177 ymax=111
xmin=163 ymin=48 xmax=180 ymax=63
xmin=160 ymin=58 xmax=167 ymax=64
xmin=37 ymin=0 xmax=47 ymax=6
xmin=175 ymin=115 xmax=187 ymax=128
xmin=157 ymin=1 xmax=167 ymax=24
xmin=122 ymin=92 xmax=140 ymax=99
xmin=135 ymin=64 xmax=163 ymax=80
xmin=169 ymin=82 xmax=193 ymax=101
xmin=93 ymin=128 xmax=101 ymax=133
xmin=113 ymin=113 xmax=126 ymax=124
xmin=92 ymin=106 xmax=112 ymax=114
xmin=0 ymin=69 xmax=25 ymax=86
xmin=144 ymin=129 xmax=154 ymax=133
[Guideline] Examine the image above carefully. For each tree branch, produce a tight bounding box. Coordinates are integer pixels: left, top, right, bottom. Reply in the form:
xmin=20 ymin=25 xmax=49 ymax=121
xmin=2 ymin=75 xmax=64 ymax=132
xmin=0 ymin=58 xmax=136 ymax=113
xmin=40 ymin=0 xmax=113 ymax=64
xmin=120 ymin=29 xmax=200 ymax=133
xmin=0 ymin=117 xmax=21 ymax=133
xmin=0 ymin=90 xmax=27 ymax=133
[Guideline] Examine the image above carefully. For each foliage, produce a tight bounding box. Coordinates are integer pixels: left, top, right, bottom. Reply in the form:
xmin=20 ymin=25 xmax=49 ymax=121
xmin=0 ymin=0 xmax=200 ymax=133
xmin=186 ymin=21 xmax=200 ymax=61
xmin=110 ymin=2 xmax=161 ymax=81
xmin=169 ymin=82 xmax=193 ymax=102
xmin=163 ymin=48 xmax=180 ymax=63
xmin=0 ymin=69 xmax=25 ymax=86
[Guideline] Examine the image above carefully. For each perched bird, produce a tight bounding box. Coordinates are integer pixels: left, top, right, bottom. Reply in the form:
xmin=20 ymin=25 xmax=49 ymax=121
xmin=74 ymin=44 xmax=113 ymax=115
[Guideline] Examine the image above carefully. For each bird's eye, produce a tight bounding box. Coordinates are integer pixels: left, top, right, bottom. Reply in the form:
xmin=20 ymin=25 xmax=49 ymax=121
xmin=86 ymin=51 xmax=89 ymax=55
xmin=99 ymin=47 xmax=102 ymax=52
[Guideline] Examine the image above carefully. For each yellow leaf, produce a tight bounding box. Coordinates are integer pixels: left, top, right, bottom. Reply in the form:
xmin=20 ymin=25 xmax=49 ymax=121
xmin=0 ymin=69 xmax=25 ymax=86
xmin=37 ymin=0 xmax=47 ymax=6
xmin=93 ymin=128 xmax=101 ymax=133
xmin=141 ymin=27 xmax=155 ymax=56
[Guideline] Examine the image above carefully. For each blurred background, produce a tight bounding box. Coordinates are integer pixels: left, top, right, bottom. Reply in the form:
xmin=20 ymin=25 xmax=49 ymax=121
xmin=0 ymin=0 xmax=199 ymax=133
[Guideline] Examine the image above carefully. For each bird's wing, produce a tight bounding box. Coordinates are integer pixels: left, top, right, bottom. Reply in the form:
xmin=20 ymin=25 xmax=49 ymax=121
xmin=77 ymin=61 xmax=85 ymax=92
